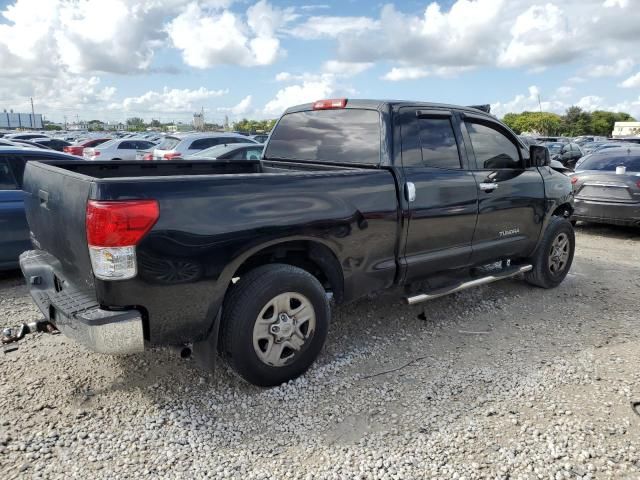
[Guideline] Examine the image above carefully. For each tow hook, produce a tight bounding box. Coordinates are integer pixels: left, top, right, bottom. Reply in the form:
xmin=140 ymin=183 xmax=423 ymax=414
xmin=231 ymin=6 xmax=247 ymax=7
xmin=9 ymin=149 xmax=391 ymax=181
xmin=2 ymin=320 xmax=59 ymax=353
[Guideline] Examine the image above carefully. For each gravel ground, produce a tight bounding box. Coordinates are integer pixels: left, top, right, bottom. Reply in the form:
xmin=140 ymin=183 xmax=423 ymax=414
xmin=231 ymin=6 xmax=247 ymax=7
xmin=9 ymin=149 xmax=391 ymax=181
xmin=1 ymin=223 xmax=639 ymax=480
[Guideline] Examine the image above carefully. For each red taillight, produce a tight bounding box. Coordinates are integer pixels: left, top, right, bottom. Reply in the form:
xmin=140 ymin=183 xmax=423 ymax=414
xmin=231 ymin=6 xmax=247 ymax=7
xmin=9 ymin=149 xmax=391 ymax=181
xmin=637 ymin=179 xmax=640 ymax=189
xmin=312 ymin=98 xmax=347 ymax=110
xmin=163 ymin=152 xmax=181 ymax=160
xmin=93 ymin=150 xmax=100 ymax=156
xmin=86 ymin=200 xmax=159 ymax=247
xmin=143 ymin=153 xmax=153 ymax=160
xmin=571 ymin=176 xmax=578 ymax=184
xmin=63 ymin=146 xmax=71 ymax=153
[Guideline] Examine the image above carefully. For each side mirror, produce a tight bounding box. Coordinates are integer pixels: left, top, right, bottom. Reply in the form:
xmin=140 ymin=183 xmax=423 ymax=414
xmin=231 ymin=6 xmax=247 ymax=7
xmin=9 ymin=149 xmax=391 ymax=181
xmin=529 ymin=145 xmax=550 ymax=167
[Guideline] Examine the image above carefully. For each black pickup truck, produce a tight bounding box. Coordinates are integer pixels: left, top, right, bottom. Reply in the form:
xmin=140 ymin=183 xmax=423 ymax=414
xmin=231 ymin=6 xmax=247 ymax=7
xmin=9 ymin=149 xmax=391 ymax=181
xmin=19 ymin=99 xmax=574 ymax=386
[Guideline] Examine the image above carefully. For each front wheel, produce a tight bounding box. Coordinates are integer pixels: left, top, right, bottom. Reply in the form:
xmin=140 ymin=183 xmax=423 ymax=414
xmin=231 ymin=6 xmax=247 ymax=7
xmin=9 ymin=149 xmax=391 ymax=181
xmin=221 ymin=264 xmax=330 ymax=387
xmin=525 ymin=216 xmax=575 ymax=288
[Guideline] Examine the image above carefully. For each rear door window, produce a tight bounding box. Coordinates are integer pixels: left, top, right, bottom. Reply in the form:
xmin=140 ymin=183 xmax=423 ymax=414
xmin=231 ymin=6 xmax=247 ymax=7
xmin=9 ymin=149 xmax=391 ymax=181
xmin=416 ymin=117 xmax=461 ymax=169
xmin=118 ymin=141 xmax=134 ymax=150
xmin=0 ymin=158 xmax=18 ymax=190
xmin=265 ymin=108 xmax=381 ymax=164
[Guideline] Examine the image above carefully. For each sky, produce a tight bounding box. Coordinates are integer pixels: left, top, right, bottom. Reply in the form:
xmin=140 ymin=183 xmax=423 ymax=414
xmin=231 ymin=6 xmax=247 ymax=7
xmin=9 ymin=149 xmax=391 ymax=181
xmin=1 ymin=0 xmax=639 ymax=125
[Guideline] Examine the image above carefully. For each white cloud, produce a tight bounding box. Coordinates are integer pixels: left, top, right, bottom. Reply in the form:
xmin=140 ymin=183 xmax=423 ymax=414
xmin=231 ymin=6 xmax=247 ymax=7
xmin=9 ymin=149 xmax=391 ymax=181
xmin=587 ymin=58 xmax=634 ymax=77
xmin=382 ymin=65 xmax=472 ymax=81
xmin=166 ymin=1 xmax=294 ymax=68
xmin=498 ymin=4 xmax=579 ymax=68
xmin=620 ymin=72 xmax=640 ymax=88
xmin=109 ymin=86 xmax=228 ymax=113
xmin=218 ymin=95 xmax=253 ymax=115
xmin=555 ymin=86 xmax=574 ymax=97
xmin=321 ymin=60 xmax=373 ymax=76
xmin=263 ymin=79 xmax=335 ymax=116
xmin=289 ymin=16 xmax=378 ymax=39
xmin=603 ymin=0 xmax=629 ymax=7
xmin=383 ymin=67 xmax=430 ymax=81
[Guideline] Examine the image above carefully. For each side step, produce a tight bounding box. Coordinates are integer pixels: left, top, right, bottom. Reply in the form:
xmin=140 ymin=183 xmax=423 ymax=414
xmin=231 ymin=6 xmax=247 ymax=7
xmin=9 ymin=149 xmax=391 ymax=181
xmin=406 ymin=264 xmax=533 ymax=305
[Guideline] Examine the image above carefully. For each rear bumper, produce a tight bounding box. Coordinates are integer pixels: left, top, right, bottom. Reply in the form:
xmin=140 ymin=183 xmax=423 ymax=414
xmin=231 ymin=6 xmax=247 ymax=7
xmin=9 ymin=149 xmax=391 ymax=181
xmin=574 ymin=198 xmax=640 ymax=226
xmin=19 ymin=250 xmax=145 ymax=354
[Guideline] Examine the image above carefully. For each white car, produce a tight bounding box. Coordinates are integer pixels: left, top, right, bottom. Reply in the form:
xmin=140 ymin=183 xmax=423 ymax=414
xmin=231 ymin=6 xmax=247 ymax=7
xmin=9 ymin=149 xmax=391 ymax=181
xmin=83 ymin=139 xmax=156 ymax=160
xmin=152 ymin=133 xmax=255 ymax=160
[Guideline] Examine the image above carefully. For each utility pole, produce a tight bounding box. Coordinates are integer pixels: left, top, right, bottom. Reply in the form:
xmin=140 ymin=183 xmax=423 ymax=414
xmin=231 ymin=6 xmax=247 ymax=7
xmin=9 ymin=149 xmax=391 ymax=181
xmin=537 ymin=94 xmax=542 ymax=113
xmin=30 ymin=97 xmax=35 ymax=129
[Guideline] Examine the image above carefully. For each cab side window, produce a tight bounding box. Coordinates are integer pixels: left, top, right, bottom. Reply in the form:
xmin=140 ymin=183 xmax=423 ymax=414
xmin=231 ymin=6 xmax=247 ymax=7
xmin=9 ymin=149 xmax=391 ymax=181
xmin=418 ymin=118 xmax=461 ymax=169
xmin=0 ymin=158 xmax=18 ymax=190
xmin=466 ymin=121 xmax=521 ymax=169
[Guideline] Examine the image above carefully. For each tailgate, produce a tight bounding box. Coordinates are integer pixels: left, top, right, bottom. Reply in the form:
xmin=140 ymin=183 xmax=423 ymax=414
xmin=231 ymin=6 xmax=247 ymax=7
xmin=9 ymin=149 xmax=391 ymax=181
xmin=23 ymin=162 xmax=95 ymax=287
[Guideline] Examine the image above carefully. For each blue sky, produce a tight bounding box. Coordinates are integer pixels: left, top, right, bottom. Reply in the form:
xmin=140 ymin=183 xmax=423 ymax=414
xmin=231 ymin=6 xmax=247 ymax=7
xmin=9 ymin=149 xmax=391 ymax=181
xmin=1 ymin=0 xmax=639 ymax=124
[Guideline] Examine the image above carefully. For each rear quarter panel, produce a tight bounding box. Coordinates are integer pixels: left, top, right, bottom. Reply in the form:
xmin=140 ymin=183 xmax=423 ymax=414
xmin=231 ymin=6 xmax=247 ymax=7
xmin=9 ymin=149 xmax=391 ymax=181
xmin=92 ymin=169 xmax=400 ymax=344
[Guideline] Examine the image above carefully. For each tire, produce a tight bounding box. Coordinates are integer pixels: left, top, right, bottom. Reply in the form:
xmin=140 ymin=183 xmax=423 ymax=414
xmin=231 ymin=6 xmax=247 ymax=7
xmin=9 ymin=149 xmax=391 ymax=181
xmin=221 ymin=264 xmax=330 ymax=387
xmin=525 ymin=216 xmax=575 ymax=289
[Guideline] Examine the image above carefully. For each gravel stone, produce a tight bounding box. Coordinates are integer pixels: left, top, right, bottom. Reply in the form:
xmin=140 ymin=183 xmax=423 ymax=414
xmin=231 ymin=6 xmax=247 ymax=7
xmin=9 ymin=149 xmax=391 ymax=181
xmin=0 ymin=224 xmax=639 ymax=479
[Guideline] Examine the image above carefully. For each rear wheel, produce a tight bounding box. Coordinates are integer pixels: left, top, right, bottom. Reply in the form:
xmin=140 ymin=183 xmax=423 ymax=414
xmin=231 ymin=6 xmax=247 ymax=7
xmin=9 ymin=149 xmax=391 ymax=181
xmin=525 ymin=216 xmax=575 ymax=288
xmin=221 ymin=264 xmax=330 ymax=387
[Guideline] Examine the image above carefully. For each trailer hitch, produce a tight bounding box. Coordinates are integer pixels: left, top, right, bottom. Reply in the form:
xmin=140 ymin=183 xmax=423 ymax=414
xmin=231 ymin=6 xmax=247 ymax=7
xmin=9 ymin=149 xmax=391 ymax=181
xmin=2 ymin=320 xmax=58 ymax=353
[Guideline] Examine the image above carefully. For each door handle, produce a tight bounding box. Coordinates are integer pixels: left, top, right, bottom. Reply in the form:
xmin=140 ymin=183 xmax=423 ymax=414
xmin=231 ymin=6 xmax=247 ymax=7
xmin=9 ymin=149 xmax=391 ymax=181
xmin=479 ymin=182 xmax=498 ymax=192
xmin=405 ymin=182 xmax=416 ymax=202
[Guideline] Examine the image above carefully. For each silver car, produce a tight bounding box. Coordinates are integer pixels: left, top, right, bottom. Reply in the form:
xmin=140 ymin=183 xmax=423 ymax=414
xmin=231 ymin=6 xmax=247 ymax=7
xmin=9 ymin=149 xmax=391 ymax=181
xmin=571 ymin=147 xmax=640 ymax=226
xmin=84 ymin=139 xmax=156 ymax=161
xmin=152 ymin=133 xmax=256 ymax=160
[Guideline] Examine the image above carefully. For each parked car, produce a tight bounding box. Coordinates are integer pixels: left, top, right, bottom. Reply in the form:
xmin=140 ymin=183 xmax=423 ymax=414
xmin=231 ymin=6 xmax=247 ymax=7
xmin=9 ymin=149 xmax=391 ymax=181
xmin=571 ymin=148 xmax=640 ymax=226
xmin=152 ymin=133 xmax=256 ymax=160
xmin=0 ymin=147 xmax=81 ymax=270
xmin=18 ymin=99 xmax=574 ymax=387
xmin=63 ymin=138 xmax=112 ymax=156
xmin=5 ymin=133 xmax=49 ymax=141
xmin=30 ymin=138 xmax=72 ymax=152
xmin=83 ymin=139 xmax=157 ymax=160
xmin=186 ymin=143 xmax=264 ymax=160
xmin=7 ymin=139 xmax=54 ymax=150
xmin=542 ymin=142 xmax=564 ymax=156
xmin=553 ymin=143 xmax=584 ymax=169
xmin=249 ymin=134 xmax=269 ymax=144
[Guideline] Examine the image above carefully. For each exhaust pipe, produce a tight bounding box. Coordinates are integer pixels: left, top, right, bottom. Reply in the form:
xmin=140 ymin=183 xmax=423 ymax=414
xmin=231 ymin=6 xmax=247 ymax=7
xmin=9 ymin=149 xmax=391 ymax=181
xmin=170 ymin=345 xmax=192 ymax=359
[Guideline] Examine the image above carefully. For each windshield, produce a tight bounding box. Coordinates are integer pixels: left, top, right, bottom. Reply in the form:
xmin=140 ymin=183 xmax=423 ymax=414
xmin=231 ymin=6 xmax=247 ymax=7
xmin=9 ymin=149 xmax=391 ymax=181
xmin=544 ymin=142 xmax=563 ymax=153
xmin=265 ymin=108 xmax=381 ymax=164
xmin=156 ymin=136 xmax=180 ymax=150
xmin=94 ymin=139 xmax=117 ymax=149
xmin=577 ymin=153 xmax=640 ymax=172
xmin=189 ymin=144 xmax=238 ymax=158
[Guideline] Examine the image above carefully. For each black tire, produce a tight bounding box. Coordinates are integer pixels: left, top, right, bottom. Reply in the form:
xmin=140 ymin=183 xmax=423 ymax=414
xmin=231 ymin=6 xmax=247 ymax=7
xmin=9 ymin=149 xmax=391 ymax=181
xmin=525 ymin=216 xmax=575 ymax=288
xmin=221 ymin=264 xmax=330 ymax=387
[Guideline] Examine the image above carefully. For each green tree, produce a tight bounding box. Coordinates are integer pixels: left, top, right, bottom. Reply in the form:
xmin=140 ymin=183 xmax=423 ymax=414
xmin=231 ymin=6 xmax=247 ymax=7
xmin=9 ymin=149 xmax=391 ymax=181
xmin=126 ymin=117 xmax=146 ymax=131
xmin=232 ymin=118 xmax=277 ymax=133
xmin=502 ymin=111 xmax=562 ymax=135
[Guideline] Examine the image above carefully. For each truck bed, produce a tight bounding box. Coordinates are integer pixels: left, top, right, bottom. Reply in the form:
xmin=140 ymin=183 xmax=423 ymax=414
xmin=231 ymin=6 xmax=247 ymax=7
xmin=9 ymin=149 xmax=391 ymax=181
xmin=22 ymin=159 xmax=399 ymax=344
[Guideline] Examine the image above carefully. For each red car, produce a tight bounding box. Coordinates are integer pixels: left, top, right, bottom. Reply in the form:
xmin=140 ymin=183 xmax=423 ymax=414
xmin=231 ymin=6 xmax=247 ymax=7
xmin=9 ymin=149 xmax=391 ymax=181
xmin=63 ymin=138 xmax=111 ymax=156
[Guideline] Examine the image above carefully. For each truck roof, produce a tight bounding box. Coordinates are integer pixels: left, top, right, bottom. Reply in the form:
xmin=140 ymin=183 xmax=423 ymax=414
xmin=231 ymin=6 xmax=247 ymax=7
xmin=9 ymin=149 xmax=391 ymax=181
xmin=284 ymin=99 xmax=494 ymax=117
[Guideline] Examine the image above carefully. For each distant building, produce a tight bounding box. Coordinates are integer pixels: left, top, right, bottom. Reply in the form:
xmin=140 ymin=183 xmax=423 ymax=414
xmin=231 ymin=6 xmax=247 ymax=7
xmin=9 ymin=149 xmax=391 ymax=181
xmin=168 ymin=122 xmax=192 ymax=133
xmin=68 ymin=121 xmax=88 ymax=131
xmin=193 ymin=111 xmax=204 ymax=130
xmin=612 ymin=122 xmax=640 ymax=138
xmin=105 ymin=122 xmax=126 ymax=131
xmin=0 ymin=110 xmax=43 ymax=129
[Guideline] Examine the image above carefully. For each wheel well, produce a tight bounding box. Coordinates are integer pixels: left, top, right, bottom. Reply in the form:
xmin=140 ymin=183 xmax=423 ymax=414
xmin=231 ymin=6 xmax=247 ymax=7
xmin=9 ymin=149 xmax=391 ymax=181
xmin=232 ymin=241 xmax=344 ymax=303
xmin=552 ymin=203 xmax=573 ymax=218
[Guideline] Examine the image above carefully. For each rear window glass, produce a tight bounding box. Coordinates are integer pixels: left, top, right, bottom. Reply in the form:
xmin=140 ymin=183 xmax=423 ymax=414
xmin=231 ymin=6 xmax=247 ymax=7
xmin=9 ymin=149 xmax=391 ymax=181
xmin=157 ymin=137 xmax=180 ymax=150
xmin=578 ymin=154 xmax=640 ymax=172
xmin=265 ymin=109 xmax=381 ymax=164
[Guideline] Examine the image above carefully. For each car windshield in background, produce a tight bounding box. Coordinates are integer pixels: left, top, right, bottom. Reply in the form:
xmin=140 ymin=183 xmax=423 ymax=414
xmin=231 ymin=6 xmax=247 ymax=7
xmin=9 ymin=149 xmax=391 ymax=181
xmin=191 ymin=144 xmax=238 ymax=158
xmin=157 ymin=137 xmax=180 ymax=150
xmin=577 ymin=154 xmax=640 ymax=172
xmin=544 ymin=142 xmax=563 ymax=154
xmin=95 ymin=139 xmax=117 ymax=149
xmin=265 ymin=108 xmax=381 ymax=164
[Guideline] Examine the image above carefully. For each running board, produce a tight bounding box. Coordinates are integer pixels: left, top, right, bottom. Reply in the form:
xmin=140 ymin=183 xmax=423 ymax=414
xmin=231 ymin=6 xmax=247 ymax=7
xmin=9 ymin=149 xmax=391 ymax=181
xmin=406 ymin=264 xmax=533 ymax=305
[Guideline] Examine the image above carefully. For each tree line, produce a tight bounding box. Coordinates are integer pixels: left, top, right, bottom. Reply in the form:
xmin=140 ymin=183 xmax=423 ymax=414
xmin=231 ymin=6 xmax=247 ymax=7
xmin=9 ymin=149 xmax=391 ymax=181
xmin=502 ymin=107 xmax=635 ymax=137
